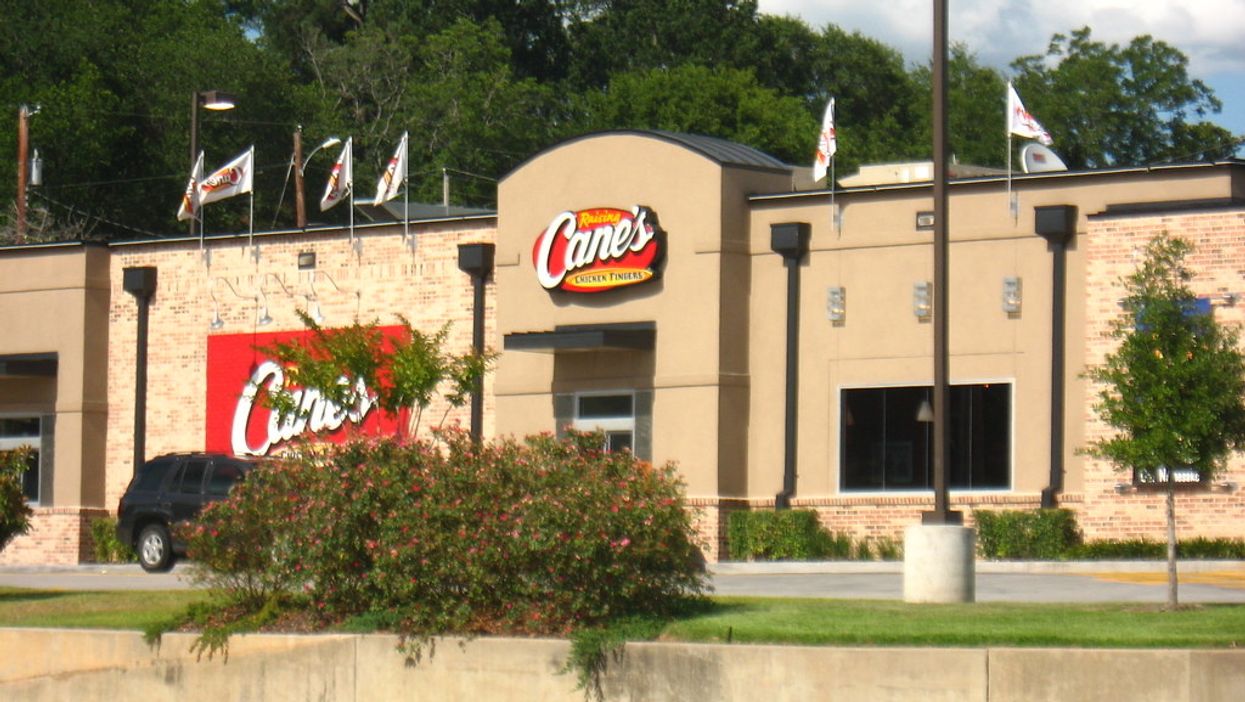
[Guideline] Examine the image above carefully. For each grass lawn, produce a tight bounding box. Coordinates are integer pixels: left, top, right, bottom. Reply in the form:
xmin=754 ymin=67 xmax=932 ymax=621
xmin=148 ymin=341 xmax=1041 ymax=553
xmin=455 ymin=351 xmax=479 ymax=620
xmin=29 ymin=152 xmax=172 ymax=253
xmin=0 ymin=587 xmax=207 ymax=631
xmin=663 ymin=597 xmax=1245 ymax=648
xmin=0 ymin=588 xmax=1241 ymax=649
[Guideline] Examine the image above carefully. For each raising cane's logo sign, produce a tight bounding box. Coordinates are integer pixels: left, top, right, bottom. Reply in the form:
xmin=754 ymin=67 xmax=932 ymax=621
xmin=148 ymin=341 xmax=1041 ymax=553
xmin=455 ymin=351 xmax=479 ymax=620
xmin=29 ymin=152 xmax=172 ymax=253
xmin=532 ymin=206 xmax=664 ymax=293
xmin=205 ymin=329 xmax=403 ymax=456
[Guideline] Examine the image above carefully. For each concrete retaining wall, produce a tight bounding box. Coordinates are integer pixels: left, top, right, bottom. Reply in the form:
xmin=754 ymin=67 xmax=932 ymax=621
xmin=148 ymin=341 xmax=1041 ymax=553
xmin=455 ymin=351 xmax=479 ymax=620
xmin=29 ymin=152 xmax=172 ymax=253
xmin=3 ymin=629 xmax=1243 ymax=701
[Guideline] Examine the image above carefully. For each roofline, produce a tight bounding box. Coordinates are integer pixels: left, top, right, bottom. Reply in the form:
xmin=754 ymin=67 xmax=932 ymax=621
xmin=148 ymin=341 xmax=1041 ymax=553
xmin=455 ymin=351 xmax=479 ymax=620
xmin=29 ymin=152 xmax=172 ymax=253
xmin=751 ymin=160 xmax=1244 ymax=203
xmin=501 ymin=130 xmax=792 ymax=184
xmin=0 ymin=239 xmax=108 ymax=255
xmin=106 ymin=213 xmax=496 ymax=249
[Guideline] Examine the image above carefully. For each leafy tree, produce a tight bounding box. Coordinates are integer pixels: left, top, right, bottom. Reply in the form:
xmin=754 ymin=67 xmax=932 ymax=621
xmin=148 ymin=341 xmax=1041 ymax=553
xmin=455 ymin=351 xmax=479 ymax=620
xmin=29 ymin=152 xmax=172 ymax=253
xmin=0 ymin=447 xmax=34 ymax=553
xmin=744 ymin=19 xmax=923 ymax=175
xmin=0 ymin=0 xmax=305 ymax=237
xmin=575 ymin=64 xmax=816 ymax=165
xmin=909 ymin=44 xmax=1008 ymax=168
xmin=261 ymin=314 xmax=493 ymax=438
xmin=1011 ymin=27 xmax=1233 ymax=168
xmin=564 ymin=0 xmax=761 ymax=89
xmin=1086 ymin=234 xmax=1245 ymax=608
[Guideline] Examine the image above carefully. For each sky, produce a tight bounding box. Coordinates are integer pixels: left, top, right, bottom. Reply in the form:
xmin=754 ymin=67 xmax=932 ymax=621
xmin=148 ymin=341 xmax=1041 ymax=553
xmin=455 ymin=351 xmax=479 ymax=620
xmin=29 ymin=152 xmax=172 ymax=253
xmin=756 ymin=0 xmax=1245 ymax=144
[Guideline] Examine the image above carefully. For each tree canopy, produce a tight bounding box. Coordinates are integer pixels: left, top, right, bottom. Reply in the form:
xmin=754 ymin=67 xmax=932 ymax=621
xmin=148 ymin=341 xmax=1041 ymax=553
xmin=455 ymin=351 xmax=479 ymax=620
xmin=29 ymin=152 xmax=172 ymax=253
xmin=0 ymin=3 xmax=1236 ymax=241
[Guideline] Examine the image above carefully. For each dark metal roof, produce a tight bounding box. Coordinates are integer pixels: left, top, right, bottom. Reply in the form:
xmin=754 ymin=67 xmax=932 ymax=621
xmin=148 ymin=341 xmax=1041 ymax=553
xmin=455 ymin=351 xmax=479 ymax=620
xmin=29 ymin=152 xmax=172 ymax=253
xmin=503 ymin=130 xmax=790 ymax=180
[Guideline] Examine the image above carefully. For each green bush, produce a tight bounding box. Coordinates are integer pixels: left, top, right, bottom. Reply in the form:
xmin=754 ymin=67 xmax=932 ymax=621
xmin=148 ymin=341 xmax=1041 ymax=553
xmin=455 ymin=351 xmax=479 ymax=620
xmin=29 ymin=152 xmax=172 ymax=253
xmin=727 ymin=510 xmax=851 ymax=560
xmin=1070 ymin=537 xmax=1245 ymax=560
xmin=974 ymin=509 xmax=1082 ymax=560
xmin=89 ymin=517 xmax=135 ymax=563
xmin=187 ymin=429 xmax=706 ymax=637
xmin=0 ymin=448 xmax=34 ymax=553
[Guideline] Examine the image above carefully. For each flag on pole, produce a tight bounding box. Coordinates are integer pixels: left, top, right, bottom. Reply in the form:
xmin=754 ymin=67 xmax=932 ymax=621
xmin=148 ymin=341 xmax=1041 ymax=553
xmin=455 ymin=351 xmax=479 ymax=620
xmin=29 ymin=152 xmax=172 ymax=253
xmin=372 ymin=132 xmax=407 ymax=206
xmin=199 ymin=148 xmax=255 ymax=206
xmin=813 ymin=98 xmax=837 ymax=182
xmin=177 ymin=151 xmax=204 ymax=221
xmin=1007 ymin=82 xmax=1053 ymax=145
xmin=321 ymin=137 xmax=352 ymax=211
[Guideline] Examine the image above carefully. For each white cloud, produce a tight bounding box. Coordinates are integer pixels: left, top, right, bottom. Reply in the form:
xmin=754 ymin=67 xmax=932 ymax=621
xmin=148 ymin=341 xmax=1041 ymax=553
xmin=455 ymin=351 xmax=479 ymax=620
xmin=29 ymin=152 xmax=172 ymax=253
xmin=756 ymin=0 xmax=1245 ymax=75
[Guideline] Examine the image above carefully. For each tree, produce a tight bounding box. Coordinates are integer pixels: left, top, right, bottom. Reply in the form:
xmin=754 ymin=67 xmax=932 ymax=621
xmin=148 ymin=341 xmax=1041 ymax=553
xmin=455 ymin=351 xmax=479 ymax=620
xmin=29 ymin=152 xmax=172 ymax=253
xmin=575 ymin=64 xmax=817 ymax=165
xmin=1086 ymin=234 xmax=1245 ymax=608
xmin=261 ymin=314 xmax=493 ymax=439
xmin=909 ymin=44 xmax=1008 ymax=168
xmin=1011 ymin=27 xmax=1233 ymax=168
xmin=0 ymin=447 xmax=34 ymax=553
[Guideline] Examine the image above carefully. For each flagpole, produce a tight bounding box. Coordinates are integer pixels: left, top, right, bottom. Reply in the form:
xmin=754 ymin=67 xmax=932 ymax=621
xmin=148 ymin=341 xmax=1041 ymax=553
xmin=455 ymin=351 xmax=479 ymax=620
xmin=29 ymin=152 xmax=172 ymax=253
xmin=248 ymin=146 xmax=255 ymax=249
xmin=403 ymin=132 xmax=409 ymax=246
xmin=348 ymin=140 xmax=355 ymax=248
xmin=830 ymin=156 xmax=837 ymax=237
xmin=1007 ymin=132 xmax=1013 ymax=221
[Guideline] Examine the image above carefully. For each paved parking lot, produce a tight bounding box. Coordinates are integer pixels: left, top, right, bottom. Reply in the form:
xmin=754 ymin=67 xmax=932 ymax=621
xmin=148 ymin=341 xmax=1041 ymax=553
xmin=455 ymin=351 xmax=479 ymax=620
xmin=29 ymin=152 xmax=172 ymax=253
xmin=2 ymin=560 xmax=1243 ymax=603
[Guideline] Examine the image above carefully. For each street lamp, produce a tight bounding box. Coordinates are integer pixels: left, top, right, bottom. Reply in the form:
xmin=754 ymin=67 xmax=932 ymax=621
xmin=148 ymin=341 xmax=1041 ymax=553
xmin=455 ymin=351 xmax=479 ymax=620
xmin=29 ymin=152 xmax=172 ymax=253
xmin=188 ymin=90 xmax=237 ymax=235
xmin=293 ymin=132 xmax=341 ymax=228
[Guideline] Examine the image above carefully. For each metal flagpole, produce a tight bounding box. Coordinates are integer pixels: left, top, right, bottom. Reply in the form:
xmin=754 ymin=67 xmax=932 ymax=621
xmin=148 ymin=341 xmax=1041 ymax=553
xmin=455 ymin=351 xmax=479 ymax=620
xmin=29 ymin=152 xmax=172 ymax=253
xmin=348 ymin=140 xmax=355 ymax=247
xmin=248 ymin=146 xmax=256 ymax=250
xmin=403 ymin=132 xmax=409 ymax=245
xmin=831 ymin=157 xmax=837 ymax=237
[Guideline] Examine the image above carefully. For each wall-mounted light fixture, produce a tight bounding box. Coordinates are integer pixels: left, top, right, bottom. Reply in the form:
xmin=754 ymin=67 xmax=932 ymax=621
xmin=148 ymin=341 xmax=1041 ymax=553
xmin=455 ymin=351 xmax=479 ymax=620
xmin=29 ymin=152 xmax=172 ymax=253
xmin=827 ymin=286 xmax=846 ymax=322
xmin=1113 ymin=482 xmax=1136 ymax=495
xmin=916 ymin=398 xmax=934 ymax=423
xmin=256 ymin=288 xmax=273 ymax=326
xmin=913 ymin=281 xmax=932 ymax=319
xmin=298 ymin=251 xmax=317 ymax=270
xmin=1003 ymin=276 xmax=1022 ymax=314
xmin=915 ymin=211 xmax=935 ymax=230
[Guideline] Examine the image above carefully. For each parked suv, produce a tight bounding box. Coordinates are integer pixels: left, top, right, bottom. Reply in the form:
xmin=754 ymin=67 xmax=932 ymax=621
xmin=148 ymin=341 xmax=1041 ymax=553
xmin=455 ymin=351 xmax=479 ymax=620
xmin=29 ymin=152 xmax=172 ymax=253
xmin=116 ymin=452 xmax=260 ymax=572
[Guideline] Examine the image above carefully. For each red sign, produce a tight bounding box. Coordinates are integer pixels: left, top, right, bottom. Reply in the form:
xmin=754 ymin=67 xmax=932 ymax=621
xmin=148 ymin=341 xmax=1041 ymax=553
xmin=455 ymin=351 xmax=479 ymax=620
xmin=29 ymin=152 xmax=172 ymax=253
xmin=532 ymin=206 xmax=663 ymax=293
xmin=205 ymin=328 xmax=404 ymax=456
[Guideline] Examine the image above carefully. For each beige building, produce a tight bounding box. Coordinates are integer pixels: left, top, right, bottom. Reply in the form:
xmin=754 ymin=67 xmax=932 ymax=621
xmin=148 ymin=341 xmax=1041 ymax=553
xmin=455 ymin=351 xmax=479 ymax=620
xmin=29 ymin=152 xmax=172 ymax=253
xmin=2 ymin=130 xmax=1243 ymax=564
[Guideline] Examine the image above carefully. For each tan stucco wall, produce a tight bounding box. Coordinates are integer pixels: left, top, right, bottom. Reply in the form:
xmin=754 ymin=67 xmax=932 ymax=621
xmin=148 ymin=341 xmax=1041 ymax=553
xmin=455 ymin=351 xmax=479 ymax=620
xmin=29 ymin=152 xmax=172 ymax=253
xmin=0 ymin=244 xmax=110 ymax=564
xmin=494 ymin=134 xmax=789 ymax=498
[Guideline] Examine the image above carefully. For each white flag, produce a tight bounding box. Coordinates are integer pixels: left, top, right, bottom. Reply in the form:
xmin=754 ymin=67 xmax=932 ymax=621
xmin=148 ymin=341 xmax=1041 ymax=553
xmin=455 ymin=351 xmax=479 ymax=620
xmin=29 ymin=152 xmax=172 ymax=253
xmin=176 ymin=151 xmax=204 ymax=222
xmin=321 ymin=137 xmax=353 ymax=211
xmin=372 ymin=132 xmax=408 ymax=206
xmin=198 ymin=147 xmax=255 ymax=206
xmin=1007 ymin=82 xmax=1053 ymax=145
xmin=813 ymin=97 xmax=837 ymax=182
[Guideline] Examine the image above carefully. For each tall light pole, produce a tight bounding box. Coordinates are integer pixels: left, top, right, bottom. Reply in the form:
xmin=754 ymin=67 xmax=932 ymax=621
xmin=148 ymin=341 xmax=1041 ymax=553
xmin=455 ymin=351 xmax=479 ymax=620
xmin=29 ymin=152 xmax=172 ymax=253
xmin=188 ymin=90 xmax=237 ymax=236
xmin=926 ymin=0 xmax=960 ymax=526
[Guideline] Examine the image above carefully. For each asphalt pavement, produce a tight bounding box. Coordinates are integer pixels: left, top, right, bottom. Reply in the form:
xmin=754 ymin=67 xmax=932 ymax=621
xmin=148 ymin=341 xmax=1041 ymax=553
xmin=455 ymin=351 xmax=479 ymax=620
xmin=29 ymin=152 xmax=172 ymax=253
xmin=2 ymin=560 xmax=1244 ymax=603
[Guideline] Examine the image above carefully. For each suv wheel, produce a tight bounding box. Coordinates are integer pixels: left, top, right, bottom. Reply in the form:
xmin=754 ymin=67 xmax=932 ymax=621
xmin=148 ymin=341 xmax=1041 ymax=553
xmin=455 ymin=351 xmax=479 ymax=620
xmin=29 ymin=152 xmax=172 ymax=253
xmin=137 ymin=523 xmax=175 ymax=573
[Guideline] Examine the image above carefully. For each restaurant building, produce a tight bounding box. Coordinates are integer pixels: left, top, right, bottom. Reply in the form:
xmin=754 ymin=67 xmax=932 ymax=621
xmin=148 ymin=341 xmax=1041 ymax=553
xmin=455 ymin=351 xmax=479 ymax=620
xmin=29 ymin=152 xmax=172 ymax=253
xmin=2 ymin=130 xmax=1243 ymax=564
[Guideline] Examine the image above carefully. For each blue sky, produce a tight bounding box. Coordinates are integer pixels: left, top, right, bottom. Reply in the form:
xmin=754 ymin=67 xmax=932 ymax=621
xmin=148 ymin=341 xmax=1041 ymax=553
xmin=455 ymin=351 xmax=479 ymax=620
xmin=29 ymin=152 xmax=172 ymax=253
xmin=758 ymin=0 xmax=1245 ymax=150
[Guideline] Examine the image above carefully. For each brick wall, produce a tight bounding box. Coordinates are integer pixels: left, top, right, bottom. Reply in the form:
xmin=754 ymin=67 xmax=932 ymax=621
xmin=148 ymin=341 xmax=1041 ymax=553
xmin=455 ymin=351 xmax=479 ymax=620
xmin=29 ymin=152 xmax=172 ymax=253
xmin=102 ymin=221 xmax=497 ymax=536
xmin=0 ymin=507 xmax=110 ymax=565
xmin=1078 ymin=207 xmax=1245 ymax=541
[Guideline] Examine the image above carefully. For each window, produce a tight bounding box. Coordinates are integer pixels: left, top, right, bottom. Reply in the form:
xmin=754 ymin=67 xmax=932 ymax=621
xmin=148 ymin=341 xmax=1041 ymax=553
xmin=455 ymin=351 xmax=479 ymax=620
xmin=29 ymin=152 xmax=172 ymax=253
xmin=574 ymin=393 xmax=636 ymax=453
xmin=176 ymin=459 xmax=209 ymax=495
xmin=0 ymin=416 xmax=42 ymax=503
xmin=207 ymin=461 xmax=245 ymax=497
xmin=841 ymin=384 xmax=1011 ymax=491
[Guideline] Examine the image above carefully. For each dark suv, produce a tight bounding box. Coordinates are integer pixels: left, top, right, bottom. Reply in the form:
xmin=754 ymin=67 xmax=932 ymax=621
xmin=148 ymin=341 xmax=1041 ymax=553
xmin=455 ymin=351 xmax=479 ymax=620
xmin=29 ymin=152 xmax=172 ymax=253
xmin=116 ymin=452 xmax=259 ymax=572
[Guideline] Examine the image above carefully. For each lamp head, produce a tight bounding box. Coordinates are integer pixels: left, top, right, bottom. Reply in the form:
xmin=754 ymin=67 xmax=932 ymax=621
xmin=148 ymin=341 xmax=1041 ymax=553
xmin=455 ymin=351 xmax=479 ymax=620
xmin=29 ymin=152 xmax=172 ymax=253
xmin=198 ymin=90 xmax=237 ymax=111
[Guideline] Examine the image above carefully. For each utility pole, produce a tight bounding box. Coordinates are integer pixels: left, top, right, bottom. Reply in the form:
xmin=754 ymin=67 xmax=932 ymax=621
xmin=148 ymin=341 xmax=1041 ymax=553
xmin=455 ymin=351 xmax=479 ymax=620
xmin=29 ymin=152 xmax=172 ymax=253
xmin=293 ymin=128 xmax=306 ymax=228
xmin=16 ymin=105 xmax=30 ymax=244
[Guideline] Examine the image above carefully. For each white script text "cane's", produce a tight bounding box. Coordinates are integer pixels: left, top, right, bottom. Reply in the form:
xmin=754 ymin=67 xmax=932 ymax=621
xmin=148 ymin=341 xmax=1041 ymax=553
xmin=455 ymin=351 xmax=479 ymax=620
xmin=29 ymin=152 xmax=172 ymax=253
xmin=534 ymin=206 xmax=657 ymax=291
xmin=201 ymin=167 xmax=242 ymax=193
xmin=231 ymin=360 xmax=377 ymax=456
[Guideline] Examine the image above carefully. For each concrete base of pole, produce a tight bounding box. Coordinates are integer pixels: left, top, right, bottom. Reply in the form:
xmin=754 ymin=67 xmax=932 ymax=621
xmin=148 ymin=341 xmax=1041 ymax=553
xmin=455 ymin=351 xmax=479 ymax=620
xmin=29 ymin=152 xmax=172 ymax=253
xmin=903 ymin=524 xmax=976 ymax=603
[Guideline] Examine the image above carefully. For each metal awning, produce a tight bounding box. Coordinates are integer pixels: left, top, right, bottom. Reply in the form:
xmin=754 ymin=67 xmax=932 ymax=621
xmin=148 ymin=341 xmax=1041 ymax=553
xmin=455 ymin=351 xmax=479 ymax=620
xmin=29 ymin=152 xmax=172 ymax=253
xmin=504 ymin=322 xmax=655 ymax=353
xmin=0 ymin=353 xmax=57 ymax=377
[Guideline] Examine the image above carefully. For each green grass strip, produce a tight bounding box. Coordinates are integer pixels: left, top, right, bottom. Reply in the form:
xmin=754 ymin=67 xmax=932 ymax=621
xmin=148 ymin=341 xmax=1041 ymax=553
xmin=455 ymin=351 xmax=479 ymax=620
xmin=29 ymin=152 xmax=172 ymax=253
xmin=663 ymin=597 xmax=1245 ymax=648
xmin=0 ymin=587 xmax=207 ymax=631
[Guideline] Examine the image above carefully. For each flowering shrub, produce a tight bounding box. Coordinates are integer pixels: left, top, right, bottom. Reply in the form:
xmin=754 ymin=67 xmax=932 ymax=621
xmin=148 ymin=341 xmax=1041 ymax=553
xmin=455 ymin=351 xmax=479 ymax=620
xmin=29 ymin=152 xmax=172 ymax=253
xmin=186 ymin=429 xmax=705 ymax=637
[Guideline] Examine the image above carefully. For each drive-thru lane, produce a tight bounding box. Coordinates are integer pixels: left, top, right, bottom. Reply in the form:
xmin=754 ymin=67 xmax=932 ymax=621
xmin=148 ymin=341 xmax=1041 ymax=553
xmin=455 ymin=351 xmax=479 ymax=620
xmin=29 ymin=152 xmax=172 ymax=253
xmin=2 ymin=561 xmax=1243 ymax=603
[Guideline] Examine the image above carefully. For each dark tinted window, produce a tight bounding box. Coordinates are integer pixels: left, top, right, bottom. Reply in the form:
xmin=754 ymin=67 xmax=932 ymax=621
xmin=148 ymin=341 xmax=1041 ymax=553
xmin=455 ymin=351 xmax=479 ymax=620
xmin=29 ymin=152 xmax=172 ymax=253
xmin=134 ymin=457 xmax=176 ymax=492
xmin=177 ymin=460 xmax=208 ymax=494
xmin=841 ymin=384 xmax=1011 ymax=491
xmin=206 ymin=462 xmax=244 ymax=496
